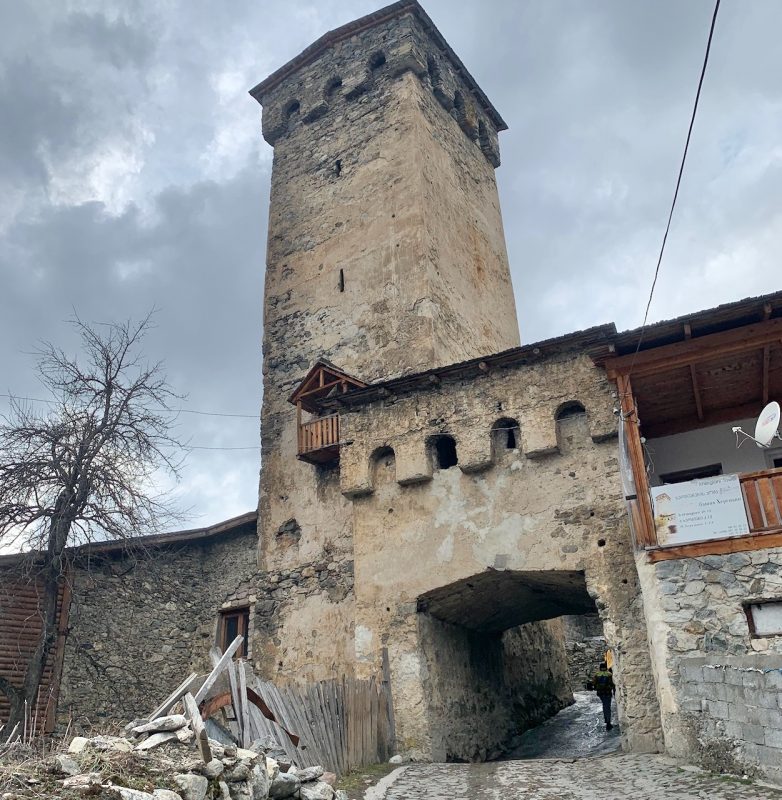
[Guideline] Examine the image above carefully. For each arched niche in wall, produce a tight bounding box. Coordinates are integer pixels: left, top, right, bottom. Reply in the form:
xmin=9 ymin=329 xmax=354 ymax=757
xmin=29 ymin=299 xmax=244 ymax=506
xmin=371 ymin=445 xmax=397 ymax=487
xmin=555 ymin=401 xmax=590 ymax=454
xmin=491 ymin=417 xmax=521 ymax=459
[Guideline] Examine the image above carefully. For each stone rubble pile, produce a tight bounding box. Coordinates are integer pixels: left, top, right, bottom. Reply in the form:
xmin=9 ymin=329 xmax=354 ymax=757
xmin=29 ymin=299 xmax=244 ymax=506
xmin=44 ymin=713 xmax=345 ymax=800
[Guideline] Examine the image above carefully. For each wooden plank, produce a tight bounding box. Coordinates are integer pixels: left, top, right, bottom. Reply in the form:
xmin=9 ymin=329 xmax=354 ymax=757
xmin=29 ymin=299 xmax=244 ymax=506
xmin=757 ymin=478 xmax=781 ymax=528
xmin=183 ymin=692 xmax=212 ymax=763
xmin=689 ymin=364 xmax=704 ymax=421
xmin=226 ymin=658 xmax=244 ymax=746
xmin=255 ymin=680 xmax=301 ymax=767
xmin=237 ymin=661 xmax=251 ymax=749
xmin=318 ymin=681 xmax=338 ymax=775
xmin=772 ymin=475 xmax=782 ymax=515
xmin=740 ymin=466 xmax=782 ymax=481
xmin=147 ymin=672 xmax=198 ymax=722
xmin=647 ymin=529 xmax=782 ymax=561
xmin=742 ymin=480 xmax=765 ymax=530
xmin=381 ymin=647 xmax=396 ymax=756
xmin=762 ymin=345 xmax=771 ymax=405
xmin=193 ymin=635 xmax=243 ymax=704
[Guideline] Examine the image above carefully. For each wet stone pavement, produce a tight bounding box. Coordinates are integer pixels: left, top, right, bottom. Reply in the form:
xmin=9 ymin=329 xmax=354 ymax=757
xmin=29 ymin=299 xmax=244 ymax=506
xmin=504 ymin=691 xmax=621 ymax=760
xmin=378 ymin=757 xmax=778 ymax=800
xmin=374 ymin=692 xmax=779 ymax=799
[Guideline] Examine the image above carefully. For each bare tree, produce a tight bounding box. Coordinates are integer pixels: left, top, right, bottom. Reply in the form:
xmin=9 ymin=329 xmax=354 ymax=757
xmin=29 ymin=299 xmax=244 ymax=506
xmin=0 ymin=314 xmax=185 ymax=731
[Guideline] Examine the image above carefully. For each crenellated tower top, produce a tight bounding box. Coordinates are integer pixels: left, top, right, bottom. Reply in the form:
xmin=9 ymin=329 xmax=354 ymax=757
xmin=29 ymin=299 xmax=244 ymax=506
xmin=250 ymin=0 xmax=506 ymax=167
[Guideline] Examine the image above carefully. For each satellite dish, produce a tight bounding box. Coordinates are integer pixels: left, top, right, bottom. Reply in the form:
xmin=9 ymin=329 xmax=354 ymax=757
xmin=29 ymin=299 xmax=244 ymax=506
xmin=754 ymin=401 xmax=781 ymax=448
xmin=733 ymin=400 xmax=781 ymax=449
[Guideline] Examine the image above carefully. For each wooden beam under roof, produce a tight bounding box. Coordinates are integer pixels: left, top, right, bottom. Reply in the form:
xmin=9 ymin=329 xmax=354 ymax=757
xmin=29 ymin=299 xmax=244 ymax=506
xmin=605 ymin=317 xmax=782 ymax=378
xmin=762 ymin=345 xmax=770 ymax=405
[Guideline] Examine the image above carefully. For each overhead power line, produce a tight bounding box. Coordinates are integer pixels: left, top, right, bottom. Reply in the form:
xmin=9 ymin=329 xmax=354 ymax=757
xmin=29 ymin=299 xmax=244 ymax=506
xmin=0 ymin=393 xmax=260 ymax=420
xmin=629 ymin=0 xmax=721 ymax=372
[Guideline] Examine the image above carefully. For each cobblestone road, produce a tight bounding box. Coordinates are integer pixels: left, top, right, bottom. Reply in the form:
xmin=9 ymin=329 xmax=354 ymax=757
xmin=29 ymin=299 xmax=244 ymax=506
xmin=375 ymin=755 xmax=780 ymax=799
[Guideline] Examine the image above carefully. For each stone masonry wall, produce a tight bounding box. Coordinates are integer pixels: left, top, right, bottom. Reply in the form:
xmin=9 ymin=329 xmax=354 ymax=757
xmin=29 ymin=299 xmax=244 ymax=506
xmin=637 ymin=547 xmax=782 ymax=784
xmin=562 ymin=614 xmax=607 ymax=691
xmin=58 ymin=526 xmax=258 ymax=729
xmin=677 ymin=655 xmax=782 ymax=785
xmin=338 ymin=348 xmax=663 ymax=757
xmin=419 ymin=616 xmax=572 ymax=762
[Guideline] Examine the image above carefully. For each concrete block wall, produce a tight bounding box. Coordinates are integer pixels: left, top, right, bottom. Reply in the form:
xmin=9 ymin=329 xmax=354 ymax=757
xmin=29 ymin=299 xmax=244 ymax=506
xmin=677 ymin=654 xmax=782 ymax=785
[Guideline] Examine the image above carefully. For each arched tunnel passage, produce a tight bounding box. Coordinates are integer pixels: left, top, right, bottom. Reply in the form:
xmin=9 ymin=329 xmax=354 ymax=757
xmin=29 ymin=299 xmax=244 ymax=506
xmin=417 ymin=569 xmax=596 ymax=630
xmin=415 ymin=570 xmax=608 ymax=763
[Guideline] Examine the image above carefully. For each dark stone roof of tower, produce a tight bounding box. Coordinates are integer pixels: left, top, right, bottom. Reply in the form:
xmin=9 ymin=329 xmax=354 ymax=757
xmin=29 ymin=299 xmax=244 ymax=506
xmin=249 ymin=0 xmax=507 ymax=131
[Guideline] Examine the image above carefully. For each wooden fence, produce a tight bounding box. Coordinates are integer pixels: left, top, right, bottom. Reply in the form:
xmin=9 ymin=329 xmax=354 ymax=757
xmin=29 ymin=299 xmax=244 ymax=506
xmin=249 ymin=675 xmax=393 ymax=776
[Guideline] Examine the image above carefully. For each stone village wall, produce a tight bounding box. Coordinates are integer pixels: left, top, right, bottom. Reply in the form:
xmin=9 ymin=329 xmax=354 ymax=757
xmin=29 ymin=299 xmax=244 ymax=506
xmin=320 ymin=345 xmax=664 ymax=759
xmin=57 ymin=524 xmax=259 ymax=730
xmin=637 ymin=548 xmax=782 ymax=785
xmin=562 ymin=614 xmax=607 ymax=691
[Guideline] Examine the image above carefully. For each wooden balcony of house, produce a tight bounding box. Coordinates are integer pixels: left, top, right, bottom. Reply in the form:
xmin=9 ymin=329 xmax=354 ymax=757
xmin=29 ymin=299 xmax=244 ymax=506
xmin=741 ymin=466 xmax=782 ymax=534
xmin=297 ymin=414 xmax=340 ymax=464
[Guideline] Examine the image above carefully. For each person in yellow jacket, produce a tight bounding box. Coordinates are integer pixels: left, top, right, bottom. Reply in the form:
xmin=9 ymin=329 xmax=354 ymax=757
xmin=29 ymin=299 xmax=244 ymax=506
xmin=592 ymin=660 xmax=615 ymax=731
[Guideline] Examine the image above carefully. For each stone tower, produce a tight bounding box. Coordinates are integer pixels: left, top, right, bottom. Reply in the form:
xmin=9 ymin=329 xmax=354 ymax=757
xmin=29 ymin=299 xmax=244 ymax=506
xmin=249 ymin=0 xmax=520 ymax=680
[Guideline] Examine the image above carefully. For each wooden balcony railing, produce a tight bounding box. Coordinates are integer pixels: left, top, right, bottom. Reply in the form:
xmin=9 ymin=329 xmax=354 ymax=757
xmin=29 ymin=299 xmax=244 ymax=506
xmin=298 ymin=414 xmax=340 ymax=464
xmin=649 ymin=466 xmax=782 ymax=561
xmin=740 ymin=467 xmax=782 ymax=533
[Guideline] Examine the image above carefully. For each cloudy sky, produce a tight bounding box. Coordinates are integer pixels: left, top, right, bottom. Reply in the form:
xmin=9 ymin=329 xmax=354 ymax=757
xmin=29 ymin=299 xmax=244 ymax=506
xmin=1 ymin=0 xmax=780 ymax=528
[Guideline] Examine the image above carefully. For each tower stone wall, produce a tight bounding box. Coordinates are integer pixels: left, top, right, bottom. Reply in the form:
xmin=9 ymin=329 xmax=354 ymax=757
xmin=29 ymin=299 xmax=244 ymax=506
xmin=251 ymin=1 xmax=520 ymax=681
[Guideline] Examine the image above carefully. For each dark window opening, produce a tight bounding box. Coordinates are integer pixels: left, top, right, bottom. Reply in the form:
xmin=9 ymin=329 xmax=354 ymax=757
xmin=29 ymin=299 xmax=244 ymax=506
xmin=492 ymin=417 xmax=520 ymax=454
xmin=772 ymin=455 xmax=782 ymax=469
xmin=556 ymin=402 xmax=586 ymax=421
xmin=326 ymin=77 xmax=343 ymax=97
xmin=338 ymin=268 xmax=345 ymax=293
xmin=369 ymin=51 xmax=386 ymax=70
xmin=285 ymin=100 xmax=300 ymax=117
xmin=659 ymin=464 xmax=723 ymax=484
xmin=432 ymin=435 xmax=458 ymax=470
xmin=427 ymin=55 xmax=441 ymax=87
xmin=335 ymin=159 xmax=342 ymax=177
xmin=219 ymin=607 xmax=249 ymax=657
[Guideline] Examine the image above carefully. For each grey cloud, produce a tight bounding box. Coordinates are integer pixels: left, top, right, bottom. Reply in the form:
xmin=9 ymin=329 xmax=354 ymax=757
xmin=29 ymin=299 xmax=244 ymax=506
xmin=59 ymin=12 xmax=156 ymax=69
xmin=1 ymin=0 xmax=781 ymax=524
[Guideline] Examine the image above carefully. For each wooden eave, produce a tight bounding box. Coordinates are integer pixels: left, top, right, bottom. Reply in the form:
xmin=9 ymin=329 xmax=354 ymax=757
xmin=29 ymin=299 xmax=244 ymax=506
xmin=318 ymin=325 xmax=617 ymax=411
xmin=599 ymin=291 xmax=782 ymax=364
xmin=604 ymin=316 xmax=782 ymax=439
xmin=288 ymin=361 xmax=367 ymax=413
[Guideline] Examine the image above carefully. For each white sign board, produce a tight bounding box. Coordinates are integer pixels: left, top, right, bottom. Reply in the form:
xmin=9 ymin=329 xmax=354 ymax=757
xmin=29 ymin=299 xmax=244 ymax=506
xmin=651 ymin=474 xmax=749 ymax=546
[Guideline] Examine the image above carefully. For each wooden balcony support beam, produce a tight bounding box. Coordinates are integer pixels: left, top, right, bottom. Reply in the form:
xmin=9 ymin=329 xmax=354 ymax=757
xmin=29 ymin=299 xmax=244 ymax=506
xmin=616 ymin=373 xmax=656 ymax=548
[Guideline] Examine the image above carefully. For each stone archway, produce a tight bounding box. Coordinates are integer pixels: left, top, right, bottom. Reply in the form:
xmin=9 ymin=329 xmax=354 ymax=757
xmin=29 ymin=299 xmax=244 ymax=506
xmin=415 ymin=570 xmax=600 ymax=762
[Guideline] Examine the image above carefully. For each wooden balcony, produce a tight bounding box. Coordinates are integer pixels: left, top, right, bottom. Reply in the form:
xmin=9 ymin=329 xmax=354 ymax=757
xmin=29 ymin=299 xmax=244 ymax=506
xmin=298 ymin=414 xmax=340 ymax=464
xmin=741 ymin=467 xmax=782 ymax=533
xmin=648 ymin=466 xmax=782 ymax=562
